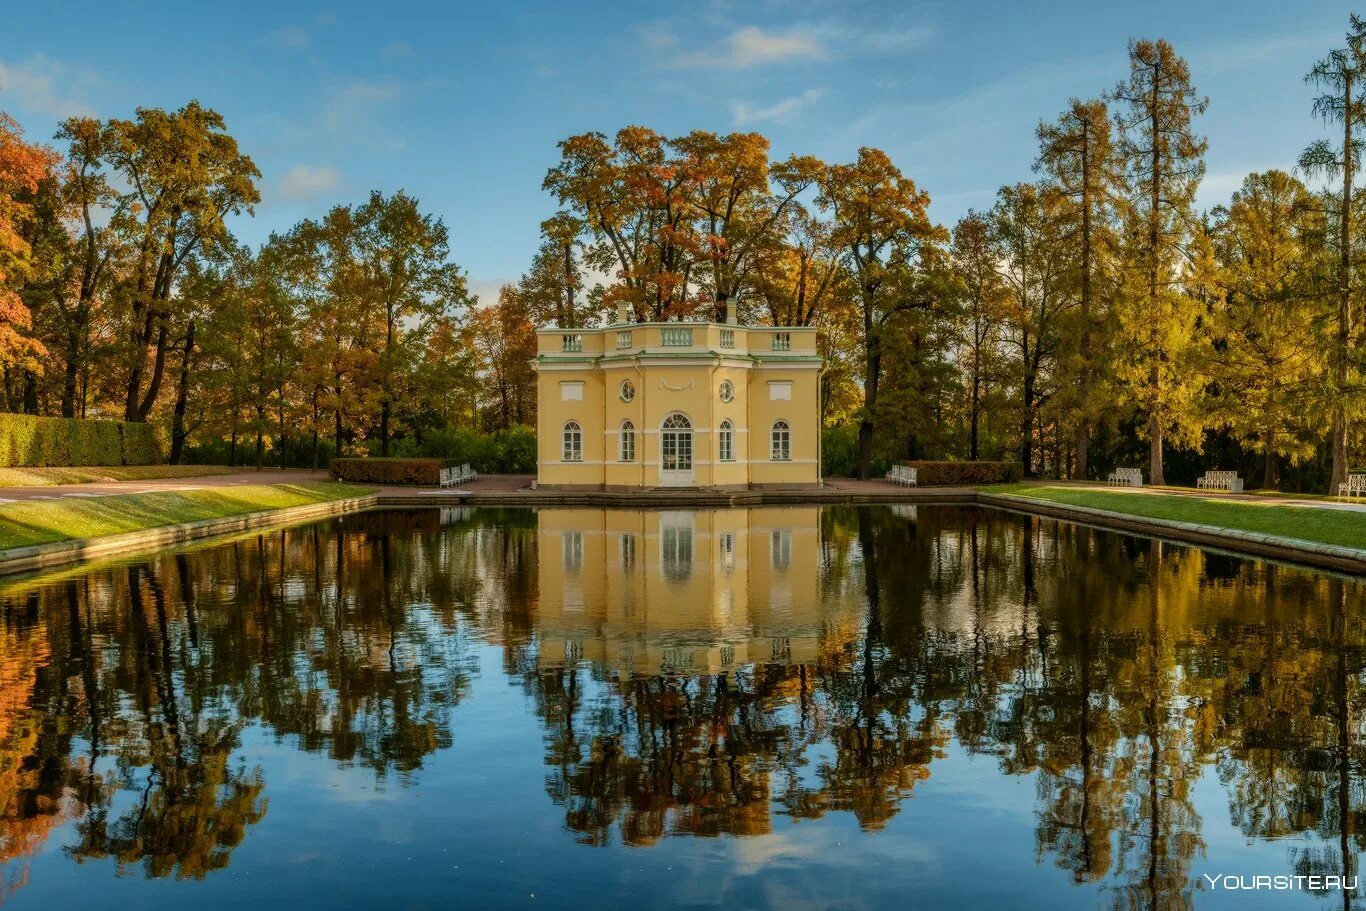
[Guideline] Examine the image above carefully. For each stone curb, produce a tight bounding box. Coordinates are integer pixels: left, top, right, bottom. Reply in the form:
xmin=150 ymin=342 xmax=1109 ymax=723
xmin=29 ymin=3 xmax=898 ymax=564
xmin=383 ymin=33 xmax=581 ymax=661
xmin=978 ymin=492 xmax=1366 ymax=576
xmin=0 ymin=493 xmax=379 ymax=577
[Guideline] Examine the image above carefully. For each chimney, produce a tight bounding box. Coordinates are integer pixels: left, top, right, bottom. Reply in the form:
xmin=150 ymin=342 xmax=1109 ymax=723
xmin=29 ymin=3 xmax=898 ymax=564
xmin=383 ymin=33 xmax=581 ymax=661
xmin=616 ymin=300 xmax=632 ymax=325
xmin=725 ymin=304 xmax=738 ymax=326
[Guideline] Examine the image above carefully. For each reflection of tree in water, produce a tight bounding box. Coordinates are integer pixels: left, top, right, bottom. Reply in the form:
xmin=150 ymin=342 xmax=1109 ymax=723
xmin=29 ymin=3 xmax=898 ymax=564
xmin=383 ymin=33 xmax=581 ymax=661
xmin=0 ymin=512 xmax=492 ymax=890
xmin=1 ymin=506 xmax=1366 ymax=911
xmin=518 ymin=505 xmax=1366 ymax=911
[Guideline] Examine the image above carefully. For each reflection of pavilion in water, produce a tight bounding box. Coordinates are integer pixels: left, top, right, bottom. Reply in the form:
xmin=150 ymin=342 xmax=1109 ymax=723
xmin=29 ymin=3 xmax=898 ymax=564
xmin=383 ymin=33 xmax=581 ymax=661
xmin=536 ymin=508 xmax=855 ymax=675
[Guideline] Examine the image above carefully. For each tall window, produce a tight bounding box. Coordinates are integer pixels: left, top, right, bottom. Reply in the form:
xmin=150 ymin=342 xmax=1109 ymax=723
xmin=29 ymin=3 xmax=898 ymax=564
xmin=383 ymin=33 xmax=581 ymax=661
xmin=619 ymin=420 xmax=636 ymax=461
xmin=770 ymin=529 xmax=791 ymax=569
xmin=563 ymin=530 xmax=583 ymax=572
xmin=770 ymin=420 xmax=791 ymax=461
xmin=562 ymin=421 xmax=582 ymax=461
xmin=718 ymin=420 xmax=734 ymax=462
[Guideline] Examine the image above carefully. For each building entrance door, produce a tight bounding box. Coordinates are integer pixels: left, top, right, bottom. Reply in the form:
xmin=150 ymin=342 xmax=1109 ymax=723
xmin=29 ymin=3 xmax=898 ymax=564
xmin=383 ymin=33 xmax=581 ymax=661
xmin=659 ymin=413 xmax=694 ymax=486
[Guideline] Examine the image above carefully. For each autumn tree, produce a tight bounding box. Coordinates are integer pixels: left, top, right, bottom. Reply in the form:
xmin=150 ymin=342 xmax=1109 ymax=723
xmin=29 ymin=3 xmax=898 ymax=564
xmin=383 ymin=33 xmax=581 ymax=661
xmin=1109 ymin=39 xmax=1208 ymax=485
xmin=467 ymin=284 xmax=537 ymax=430
xmin=1300 ymin=14 xmax=1366 ymax=494
xmin=1201 ymin=171 xmax=1328 ymax=488
xmin=348 ymin=190 xmax=469 ymax=455
xmin=950 ymin=212 xmax=1007 ymax=460
xmin=1035 ymin=99 xmax=1122 ymax=478
xmin=819 ymin=148 xmax=948 ymax=478
xmin=991 ymin=183 xmax=1074 ymax=476
xmin=0 ymin=113 xmax=55 ymax=389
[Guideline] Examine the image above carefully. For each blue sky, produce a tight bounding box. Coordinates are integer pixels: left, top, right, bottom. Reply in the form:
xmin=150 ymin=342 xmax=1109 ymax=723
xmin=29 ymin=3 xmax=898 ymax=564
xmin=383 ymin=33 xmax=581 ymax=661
xmin=0 ymin=1 xmax=1354 ymax=302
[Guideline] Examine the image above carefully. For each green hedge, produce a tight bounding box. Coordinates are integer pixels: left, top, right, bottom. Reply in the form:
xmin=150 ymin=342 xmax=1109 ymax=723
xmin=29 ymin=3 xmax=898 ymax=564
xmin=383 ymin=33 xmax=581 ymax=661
xmin=329 ymin=457 xmax=444 ymax=485
xmin=0 ymin=413 xmax=164 ymax=467
xmin=391 ymin=424 xmax=537 ymax=474
xmin=897 ymin=460 xmax=1023 ymax=486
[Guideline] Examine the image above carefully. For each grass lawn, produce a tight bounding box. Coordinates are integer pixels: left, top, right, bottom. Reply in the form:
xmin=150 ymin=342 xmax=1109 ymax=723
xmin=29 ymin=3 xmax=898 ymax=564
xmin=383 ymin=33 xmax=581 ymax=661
xmin=0 ymin=464 xmax=237 ymax=487
xmin=0 ymin=481 xmax=374 ymax=550
xmin=985 ymin=483 xmax=1366 ymax=550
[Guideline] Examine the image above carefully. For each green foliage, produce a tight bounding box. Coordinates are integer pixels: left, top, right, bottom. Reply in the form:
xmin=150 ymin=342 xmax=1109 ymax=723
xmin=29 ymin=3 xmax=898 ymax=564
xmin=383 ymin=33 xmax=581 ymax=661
xmin=402 ymin=424 xmax=537 ymax=474
xmin=329 ymin=458 xmax=443 ymax=485
xmin=0 ymin=414 xmax=163 ymax=467
xmin=120 ymin=422 xmax=165 ymax=466
xmin=899 ymin=460 xmax=1023 ymax=486
xmin=822 ymin=425 xmax=860 ymax=477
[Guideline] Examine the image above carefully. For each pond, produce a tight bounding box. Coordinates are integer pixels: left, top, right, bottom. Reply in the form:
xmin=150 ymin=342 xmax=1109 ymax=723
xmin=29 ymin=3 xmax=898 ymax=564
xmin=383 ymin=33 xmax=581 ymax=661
xmin=0 ymin=505 xmax=1363 ymax=910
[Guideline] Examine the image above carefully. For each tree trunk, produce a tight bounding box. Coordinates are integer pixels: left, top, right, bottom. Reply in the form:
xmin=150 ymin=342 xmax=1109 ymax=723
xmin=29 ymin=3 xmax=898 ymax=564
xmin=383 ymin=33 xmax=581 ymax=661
xmin=168 ymin=320 xmax=196 ymax=465
xmin=380 ymin=399 xmax=391 ymax=457
xmin=1074 ymin=420 xmax=1089 ymax=480
xmin=61 ymin=329 xmax=82 ymax=418
xmin=1330 ymin=71 xmax=1354 ymax=495
xmin=1263 ymin=445 xmax=1278 ymax=491
xmin=1020 ymin=370 xmax=1035 ymax=477
xmin=857 ymin=320 xmax=880 ymax=480
xmin=1148 ymin=415 xmax=1165 ymax=486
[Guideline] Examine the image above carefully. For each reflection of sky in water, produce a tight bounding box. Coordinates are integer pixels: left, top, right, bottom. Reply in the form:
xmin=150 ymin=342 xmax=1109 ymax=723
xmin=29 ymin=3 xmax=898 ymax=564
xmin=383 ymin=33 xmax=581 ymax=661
xmin=0 ymin=505 xmax=1363 ymax=910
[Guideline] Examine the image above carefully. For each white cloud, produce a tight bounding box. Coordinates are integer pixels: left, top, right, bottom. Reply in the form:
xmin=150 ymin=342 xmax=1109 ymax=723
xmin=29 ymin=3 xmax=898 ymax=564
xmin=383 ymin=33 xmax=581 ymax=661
xmin=380 ymin=41 xmax=414 ymax=59
xmin=277 ymin=164 xmax=341 ymax=200
xmin=259 ymin=26 xmax=311 ymax=49
xmin=0 ymin=54 xmax=99 ymax=118
xmin=732 ymin=88 xmax=825 ymax=126
xmin=321 ymin=80 xmax=402 ymax=129
xmin=667 ymin=25 xmax=825 ymax=69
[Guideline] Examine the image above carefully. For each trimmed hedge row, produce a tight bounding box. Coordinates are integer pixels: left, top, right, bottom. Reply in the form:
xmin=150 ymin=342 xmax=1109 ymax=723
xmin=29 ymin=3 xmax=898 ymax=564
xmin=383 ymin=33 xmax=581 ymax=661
xmin=0 ymin=413 xmax=164 ymax=467
xmin=329 ymin=457 xmax=444 ymax=485
xmin=897 ymin=460 xmax=1023 ymax=486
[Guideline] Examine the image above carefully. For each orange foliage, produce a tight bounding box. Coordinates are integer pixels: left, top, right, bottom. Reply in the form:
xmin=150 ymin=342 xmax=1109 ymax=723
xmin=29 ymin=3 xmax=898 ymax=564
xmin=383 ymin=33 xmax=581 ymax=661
xmin=0 ymin=113 xmax=55 ymax=370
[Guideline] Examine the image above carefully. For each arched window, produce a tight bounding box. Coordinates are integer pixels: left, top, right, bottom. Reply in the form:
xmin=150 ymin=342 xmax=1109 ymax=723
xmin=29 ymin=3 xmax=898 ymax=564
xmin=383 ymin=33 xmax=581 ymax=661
xmin=718 ymin=419 xmax=734 ymax=462
xmin=562 ymin=421 xmax=582 ymax=462
xmin=770 ymin=420 xmax=791 ymax=461
xmin=662 ymin=412 xmax=691 ymax=430
xmin=619 ymin=420 xmax=636 ymax=462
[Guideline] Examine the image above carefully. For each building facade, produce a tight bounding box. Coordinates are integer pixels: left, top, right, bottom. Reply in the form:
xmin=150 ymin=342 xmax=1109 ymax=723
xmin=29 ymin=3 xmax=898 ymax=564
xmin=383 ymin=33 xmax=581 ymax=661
xmin=533 ymin=319 xmax=822 ymax=488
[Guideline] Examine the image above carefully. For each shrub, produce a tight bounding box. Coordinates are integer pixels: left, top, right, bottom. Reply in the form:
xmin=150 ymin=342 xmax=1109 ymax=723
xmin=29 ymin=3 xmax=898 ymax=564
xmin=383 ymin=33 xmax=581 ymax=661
xmin=329 ymin=457 xmax=443 ymax=485
xmin=411 ymin=424 xmax=537 ymax=474
xmin=0 ymin=413 xmax=162 ymax=467
xmin=120 ymin=422 xmax=164 ymax=466
xmin=821 ymin=425 xmax=859 ymax=477
xmin=897 ymin=460 xmax=1023 ymax=486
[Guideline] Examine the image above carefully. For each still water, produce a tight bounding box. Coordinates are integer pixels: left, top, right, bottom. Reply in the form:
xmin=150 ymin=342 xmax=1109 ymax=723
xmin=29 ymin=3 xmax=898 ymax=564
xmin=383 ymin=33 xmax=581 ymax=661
xmin=0 ymin=505 xmax=1363 ymax=910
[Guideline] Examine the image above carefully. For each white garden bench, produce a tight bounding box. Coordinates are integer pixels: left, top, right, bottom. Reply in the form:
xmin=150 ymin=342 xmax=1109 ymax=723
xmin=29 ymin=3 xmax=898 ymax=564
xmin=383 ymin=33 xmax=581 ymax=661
xmin=1106 ymin=467 xmax=1143 ymax=488
xmin=439 ymin=464 xmax=478 ymax=488
xmin=1196 ymin=470 xmax=1243 ymax=493
xmin=884 ymin=465 xmax=918 ymax=487
xmin=1338 ymin=473 xmax=1366 ymax=499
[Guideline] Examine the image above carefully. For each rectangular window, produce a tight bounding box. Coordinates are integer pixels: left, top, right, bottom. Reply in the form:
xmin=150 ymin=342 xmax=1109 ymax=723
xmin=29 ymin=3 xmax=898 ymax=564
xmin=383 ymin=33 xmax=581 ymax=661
xmin=562 ymin=333 xmax=583 ymax=352
xmin=771 ymin=423 xmax=791 ymax=461
xmin=619 ymin=425 xmax=635 ymax=462
xmin=771 ymin=331 xmax=791 ymax=351
xmin=719 ymin=329 xmax=735 ymax=349
xmin=563 ymin=424 xmax=583 ymax=461
xmin=718 ymin=425 xmax=734 ymax=462
xmin=768 ymin=381 xmax=792 ymax=401
xmin=560 ymin=381 xmax=584 ymax=402
xmin=661 ymin=327 xmax=693 ymax=346
xmin=616 ymin=330 xmax=632 ymax=349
